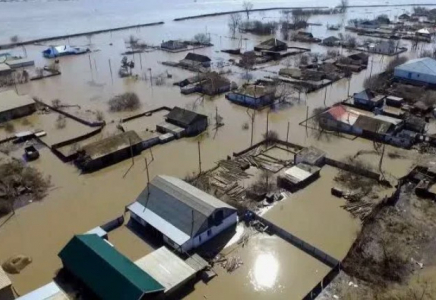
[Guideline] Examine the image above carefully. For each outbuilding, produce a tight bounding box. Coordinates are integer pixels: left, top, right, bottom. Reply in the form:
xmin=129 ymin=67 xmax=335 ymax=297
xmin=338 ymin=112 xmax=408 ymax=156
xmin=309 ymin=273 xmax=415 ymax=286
xmin=0 ymin=90 xmax=36 ymax=123
xmin=353 ymin=89 xmax=385 ymax=110
xmin=254 ymin=38 xmax=288 ymax=52
xmin=394 ymin=57 xmax=436 ymax=86
xmin=226 ymin=84 xmax=276 ymax=109
xmin=127 ymin=175 xmax=238 ymax=253
xmin=165 ymin=107 xmax=208 ymax=136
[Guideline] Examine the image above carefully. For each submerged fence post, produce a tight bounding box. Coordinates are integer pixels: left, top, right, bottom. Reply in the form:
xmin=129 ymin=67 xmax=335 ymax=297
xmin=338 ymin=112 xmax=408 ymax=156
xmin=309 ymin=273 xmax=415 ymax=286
xmin=109 ymin=59 xmax=113 ymax=85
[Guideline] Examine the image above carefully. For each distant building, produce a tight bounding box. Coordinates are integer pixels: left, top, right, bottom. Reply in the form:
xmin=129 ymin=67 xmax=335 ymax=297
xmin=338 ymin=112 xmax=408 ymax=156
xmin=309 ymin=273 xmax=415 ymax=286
xmin=226 ymin=84 xmax=275 ymax=108
xmin=16 ymin=282 xmax=69 ymax=300
xmin=353 ymin=89 xmax=385 ymax=110
xmin=358 ymin=20 xmax=379 ymax=29
xmin=416 ymin=28 xmax=434 ymax=39
xmin=293 ymin=31 xmax=320 ymax=42
xmin=59 ymin=234 xmax=165 ymax=300
xmin=321 ymin=36 xmax=341 ymax=46
xmin=347 ymin=53 xmax=369 ymax=66
xmin=367 ymin=41 xmax=398 ymax=55
xmin=254 ymin=38 xmax=288 ymax=52
xmin=398 ymin=13 xmax=411 ymax=20
xmin=165 ymin=107 xmax=208 ymax=136
xmin=385 ymin=95 xmax=404 ymax=107
xmin=0 ymin=90 xmax=36 ymax=123
xmin=161 ymin=40 xmax=187 ymax=51
xmin=127 ymin=175 xmax=238 ymax=252
xmin=75 ymin=131 xmax=148 ymax=171
xmin=0 ymin=266 xmax=13 ymax=300
xmin=179 ymin=53 xmax=211 ymax=69
xmin=394 ymin=58 xmax=436 ymax=86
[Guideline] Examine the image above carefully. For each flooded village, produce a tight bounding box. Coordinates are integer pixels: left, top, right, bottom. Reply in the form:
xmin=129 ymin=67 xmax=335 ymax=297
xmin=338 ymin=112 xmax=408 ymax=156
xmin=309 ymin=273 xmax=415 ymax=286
xmin=1 ymin=1 xmax=436 ymax=299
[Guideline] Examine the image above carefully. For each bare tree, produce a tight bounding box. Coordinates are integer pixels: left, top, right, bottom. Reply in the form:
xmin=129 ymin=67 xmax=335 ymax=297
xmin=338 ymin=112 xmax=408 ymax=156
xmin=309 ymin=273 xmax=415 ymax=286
xmin=240 ymin=51 xmax=257 ymax=80
xmin=337 ymin=0 xmax=348 ymax=13
xmin=228 ymin=13 xmax=242 ymax=37
xmin=193 ymin=33 xmax=211 ymax=45
xmin=291 ymin=9 xmax=310 ymax=27
xmin=10 ymin=35 xmax=19 ymax=45
xmin=243 ymin=1 xmax=254 ymax=20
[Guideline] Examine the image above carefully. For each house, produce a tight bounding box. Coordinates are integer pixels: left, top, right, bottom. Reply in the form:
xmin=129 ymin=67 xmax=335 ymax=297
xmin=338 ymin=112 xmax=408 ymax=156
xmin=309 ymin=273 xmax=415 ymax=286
xmin=347 ymin=53 xmax=369 ymax=66
xmin=358 ymin=20 xmax=379 ymax=29
xmin=16 ymin=282 xmax=69 ymax=300
xmin=416 ymin=28 xmax=433 ymax=39
xmin=294 ymin=146 xmax=326 ymax=167
xmin=200 ymin=72 xmax=231 ymax=96
xmin=254 ymin=38 xmax=288 ymax=52
xmin=42 ymin=45 xmax=89 ymax=58
xmin=321 ymin=36 xmax=341 ymax=46
xmin=277 ymin=163 xmax=321 ymax=192
xmin=318 ymin=105 xmax=360 ymax=132
xmin=398 ymin=13 xmax=411 ymax=20
xmin=161 ymin=40 xmax=187 ymax=51
xmin=293 ymin=31 xmax=320 ymax=42
xmin=367 ymin=41 xmax=397 ymax=55
xmin=226 ymin=84 xmax=276 ymax=109
xmin=353 ymin=89 xmax=385 ymax=109
xmin=0 ymin=90 xmax=36 ymax=123
xmin=394 ymin=58 xmax=436 ymax=86
xmin=75 ymin=131 xmax=145 ymax=171
xmin=385 ymin=95 xmax=404 ymax=107
xmin=179 ymin=53 xmax=211 ymax=69
xmin=127 ymin=175 xmax=238 ymax=252
xmin=0 ymin=266 xmax=13 ymax=300
xmin=353 ymin=114 xmax=399 ymax=140
xmin=59 ymin=234 xmax=165 ymax=300
xmin=5 ymin=58 xmax=35 ymax=69
xmin=165 ymin=107 xmax=208 ymax=136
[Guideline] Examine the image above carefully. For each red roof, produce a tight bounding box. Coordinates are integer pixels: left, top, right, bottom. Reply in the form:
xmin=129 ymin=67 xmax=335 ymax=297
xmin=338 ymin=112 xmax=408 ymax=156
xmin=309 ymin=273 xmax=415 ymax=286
xmin=327 ymin=105 xmax=347 ymax=120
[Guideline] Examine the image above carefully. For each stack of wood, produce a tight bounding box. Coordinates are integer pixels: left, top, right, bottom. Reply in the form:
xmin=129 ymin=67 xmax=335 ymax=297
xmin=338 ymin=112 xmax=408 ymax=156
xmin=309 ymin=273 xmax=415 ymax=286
xmin=221 ymin=256 xmax=243 ymax=273
xmin=341 ymin=201 xmax=375 ymax=221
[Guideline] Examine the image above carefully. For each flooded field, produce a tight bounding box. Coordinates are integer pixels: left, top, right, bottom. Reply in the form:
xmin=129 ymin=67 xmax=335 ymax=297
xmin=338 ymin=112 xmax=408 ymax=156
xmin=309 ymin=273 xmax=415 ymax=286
xmin=0 ymin=4 xmax=432 ymax=299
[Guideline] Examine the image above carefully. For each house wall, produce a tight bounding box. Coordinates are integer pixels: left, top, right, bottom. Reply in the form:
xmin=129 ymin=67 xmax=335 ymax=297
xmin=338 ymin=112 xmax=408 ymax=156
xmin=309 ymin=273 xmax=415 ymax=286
xmin=0 ymin=103 xmax=36 ymax=123
xmin=394 ymin=69 xmax=436 ymax=85
xmin=226 ymin=93 xmax=271 ymax=108
xmin=181 ymin=212 xmax=238 ymax=252
xmin=186 ymin=119 xmax=208 ymax=136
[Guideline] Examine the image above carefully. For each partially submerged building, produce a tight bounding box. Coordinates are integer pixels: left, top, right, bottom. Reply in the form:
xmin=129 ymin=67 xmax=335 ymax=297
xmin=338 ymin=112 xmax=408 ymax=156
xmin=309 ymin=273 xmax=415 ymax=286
xmin=180 ymin=72 xmax=231 ymax=96
xmin=160 ymin=40 xmax=187 ymax=51
xmin=0 ymin=90 xmax=36 ymax=123
xmin=347 ymin=53 xmax=369 ymax=67
xmin=294 ymin=146 xmax=326 ymax=167
xmin=16 ymin=282 xmax=69 ymax=300
xmin=394 ymin=57 xmax=436 ymax=86
xmin=75 ymin=131 xmax=144 ymax=171
xmin=179 ymin=53 xmax=211 ymax=69
xmin=157 ymin=107 xmax=208 ymax=136
xmin=226 ymin=84 xmax=275 ymax=109
xmin=321 ymin=36 xmax=341 ymax=46
xmin=0 ymin=266 xmax=13 ymax=300
xmin=254 ymin=38 xmax=288 ymax=52
xmin=367 ymin=41 xmax=399 ymax=55
xmin=127 ymin=175 xmax=238 ymax=253
xmin=353 ymin=89 xmax=385 ymax=110
xmin=319 ymin=105 xmax=360 ymax=132
xmin=278 ymin=163 xmax=321 ymax=192
xmin=59 ymin=234 xmax=165 ymax=300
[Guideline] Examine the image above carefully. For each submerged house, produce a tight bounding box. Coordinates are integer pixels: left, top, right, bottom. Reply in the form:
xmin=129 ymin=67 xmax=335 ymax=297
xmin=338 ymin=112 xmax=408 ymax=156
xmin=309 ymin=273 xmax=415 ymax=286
xmin=0 ymin=90 xmax=36 ymax=123
xmin=318 ymin=105 xmax=360 ymax=133
xmin=226 ymin=84 xmax=275 ymax=109
xmin=161 ymin=40 xmax=187 ymax=51
xmin=353 ymin=89 xmax=385 ymax=110
xmin=321 ymin=36 xmax=341 ymax=46
xmin=277 ymin=163 xmax=321 ymax=192
xmin=127 ymin=175 xmax=238 ymax=253
xmin=367 ymin=41 xmax=398 ymax=55
xmin=394 ymin=58 xmax=436 ymax=86
xmin=164 ymin=107 xmax=208 ymax=136
xmin=254 ymin=38 xmax=288 ymax=52
xmin=59 ymin=234 xmax=165 ymax=300
xmin=179 ymin=53 xmax=211 ymax=69
xmin=15 ymin=282 xmax=69 ymax=300
xmin=347 ymin=53 xmax=369 ymax=66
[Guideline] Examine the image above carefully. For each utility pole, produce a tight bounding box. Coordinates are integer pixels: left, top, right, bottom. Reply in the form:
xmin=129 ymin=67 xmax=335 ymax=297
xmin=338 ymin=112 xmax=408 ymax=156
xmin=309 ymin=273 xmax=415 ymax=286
xmin=197 ymin=141 xmax=202 ymax=174
xmin=148 ymin=68 xmax=153 ymax=86
xmin=145 ymin=157 xmax=150 ymax=206
xmin=306 ymin=106 xmax=309 ymax=137
xmin=347 ymin=77 xmax=351 ymax=98
xmin=109 ymin=59 xmax=113 ymax=85
xmin=266 ymin=110 xmax=270 ymax=139
xmin=286 ymin=121 xmax=290 ymax=146
xmin=369 ymin=55 xmax=374 ymax=79
xmin=139 ymin=53 xmax=143 ymax=70
xmin=323 ymin=85 xmax=328 ymax=107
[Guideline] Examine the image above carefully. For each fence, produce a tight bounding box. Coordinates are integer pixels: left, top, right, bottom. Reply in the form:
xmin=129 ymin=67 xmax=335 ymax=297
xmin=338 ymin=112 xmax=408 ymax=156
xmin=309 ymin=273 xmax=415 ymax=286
xmin=121 ymin=106 xmax=172 ymax=123
xmin=325 ymin=157 xmax=381 ymax=181
xmin=302 ymin=263 xmax=341 ymax=300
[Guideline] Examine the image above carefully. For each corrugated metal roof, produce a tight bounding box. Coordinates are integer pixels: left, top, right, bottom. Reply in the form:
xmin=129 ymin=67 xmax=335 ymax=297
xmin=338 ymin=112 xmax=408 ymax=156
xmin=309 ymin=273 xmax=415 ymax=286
xmin=166 ymin=107 xmax=207 ymax=127
xmin=135 ymin=247 xmax=196 ymax=293
xmin=58 ymin=234 xmax=164 ymax=300
xmin=16 ymin=282 xmax=68 ymax=300
xmin=395 ymin=58 xmax=436 ymax=76
xmin=132 ymin=175 xmax=236 ymax=238
xmin=0 ymin=266 xmax=11 ymax=291
xmin=128 ymin=201 xmax=190 ymax=246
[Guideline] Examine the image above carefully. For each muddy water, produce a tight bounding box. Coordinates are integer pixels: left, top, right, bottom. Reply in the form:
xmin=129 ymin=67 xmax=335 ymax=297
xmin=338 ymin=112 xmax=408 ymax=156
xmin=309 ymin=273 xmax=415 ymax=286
xmin=0 ymin=7 xmax=427 ymax=297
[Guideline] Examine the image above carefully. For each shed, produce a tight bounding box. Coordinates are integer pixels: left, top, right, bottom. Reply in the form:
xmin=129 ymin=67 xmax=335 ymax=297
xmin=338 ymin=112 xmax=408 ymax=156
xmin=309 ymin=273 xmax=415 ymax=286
xmin=59 ymin=234 xmax=165 ymax=300
xmin=200 ymin=72 xmax=231 ymax=95
xmin=15 ymin=282 xmax=68 ymax=300
xmin=277 ymin=163 xmax=321 ymax=192
xmin=161 ymin=40 xmax=187 ymax=51
xmin=5 ymin=58 xmax=35 ymax=69
xmin=226 ymin=84 xmax=275 ymax=109
xmin=75 ymin=131 xmax=142 ymax=171
xmin=135 ymin=247 xmax=196 ymax=294
xmin=321 ymin=36 xmax=340 ymax=46
xmin=180 ymin=53 xmax=211 ymax=68
xmin=385 ymin=95 xmax=404 ymax=107
xmin=279 ymin=68 xmax=302 ymax=79
xmin=165 ymin=107 xmax=208 ymax=136
xmin=368 ymin=41 xmax=397 ymax=55
xmin=0 ymin=266 xmax=12 ymax=300
xmin=353 ymin=115 xmax=394 ymax=139
xmin=404 ymin=114 xmax=426 ymax=133
xmin=254 ymin=38 xmax=287 ymax=52
xmin=127 ymin=175 xmax=237 ymax=252
xmin=353 ymin=89 xmax=385 ymax=109
xmin=348 ymin=53 xmax=369 ymax=66
xmin=413 ymin=100 xmax=431 ymax=114
xmin=0 ymin=90 xmax=36 ymax=123
xmin=394 ymin=58 xmax=436 ymax=86
xmin=295 ymin=146 xmax=326 ymax=166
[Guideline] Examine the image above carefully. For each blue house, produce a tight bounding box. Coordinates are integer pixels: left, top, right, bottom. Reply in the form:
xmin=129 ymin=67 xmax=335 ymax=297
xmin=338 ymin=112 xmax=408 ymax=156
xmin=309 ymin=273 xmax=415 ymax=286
xmin=226 ymin=85 xmax=275 ymax=109
xmin=353 ymin=89 xmax=385 ymax=110
xmin=394 ymin=58 xmax=436 ymax=86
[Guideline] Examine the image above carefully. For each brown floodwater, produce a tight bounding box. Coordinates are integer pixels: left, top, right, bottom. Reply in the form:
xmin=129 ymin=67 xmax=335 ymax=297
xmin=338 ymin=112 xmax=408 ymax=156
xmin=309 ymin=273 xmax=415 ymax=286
xmin=0 ymin=8 xmax=428 ymax=298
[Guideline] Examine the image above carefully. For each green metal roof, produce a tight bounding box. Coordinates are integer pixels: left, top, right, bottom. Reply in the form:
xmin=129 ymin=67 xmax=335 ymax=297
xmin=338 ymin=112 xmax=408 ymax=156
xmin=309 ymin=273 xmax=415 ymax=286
xmin=58 ymin=234 xmax=164 ymax=300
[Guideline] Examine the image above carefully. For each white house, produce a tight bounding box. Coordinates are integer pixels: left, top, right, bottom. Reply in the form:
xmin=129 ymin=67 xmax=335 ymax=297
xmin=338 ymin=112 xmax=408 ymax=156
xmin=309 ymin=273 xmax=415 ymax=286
xmin=127 ymin=175 xmax=237 ymax=253
xmin=394 ymin=57 xmax=436 ymax=86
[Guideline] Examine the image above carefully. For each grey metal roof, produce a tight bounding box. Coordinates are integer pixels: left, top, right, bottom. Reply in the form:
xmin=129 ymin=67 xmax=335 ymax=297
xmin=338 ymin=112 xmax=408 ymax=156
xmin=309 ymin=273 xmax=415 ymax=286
xmin=166 ymin=107 xmax=207 ymax=127
xmin=16 ymin=282 xmax=69 ymax=300
xmin=133 ymin=175 xmax=235 ymax=238
xmin=395 ymin=58 xmax=436 ymax=76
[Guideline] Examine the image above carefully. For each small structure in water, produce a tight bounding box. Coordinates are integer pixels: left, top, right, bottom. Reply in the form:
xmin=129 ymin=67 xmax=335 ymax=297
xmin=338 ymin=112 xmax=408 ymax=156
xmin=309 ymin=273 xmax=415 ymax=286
xmin=226 ymin=84 xmax=275 ymax=109
xmin=353 ymin=89 xmax=385 ymax=110
xmin=277 ymin=163 xmax=321 ymax=192
xmin=24 ymin=145 xmax=39 ymax=161
xmin=295 ymin=146 xmax=326 ymax=167
xmin=160 ymin=40 xmax=187 ymax=51
xmin=254 ymin=38 xmax=288 ymax=52
xmin=179 ymin=53 xmax=211 ymax=68
xmin=159 ymin=107 xmax=208 ymax=136
xmin=0 ymin=90 xmax=36 ymax=123
xmin=42 ymin=45 xmax=89 ymax=58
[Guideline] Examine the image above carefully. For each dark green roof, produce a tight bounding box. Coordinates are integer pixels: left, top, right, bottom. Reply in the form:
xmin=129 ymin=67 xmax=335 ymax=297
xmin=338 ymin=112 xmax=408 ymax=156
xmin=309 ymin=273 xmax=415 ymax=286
xmin=59 ymin=234 xmax=164 ymax=300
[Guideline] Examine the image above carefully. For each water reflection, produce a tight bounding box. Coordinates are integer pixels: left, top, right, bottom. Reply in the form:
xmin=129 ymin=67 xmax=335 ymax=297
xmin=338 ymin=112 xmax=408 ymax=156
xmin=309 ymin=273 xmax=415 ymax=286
xmin=250 ymin=253 xmax=279 ymax=291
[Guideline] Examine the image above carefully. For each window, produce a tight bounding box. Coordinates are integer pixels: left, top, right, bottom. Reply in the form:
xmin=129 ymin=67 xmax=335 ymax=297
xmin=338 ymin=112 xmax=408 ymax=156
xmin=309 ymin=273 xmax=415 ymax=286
xmin=207 ymin=229 xmax=212 ymax=236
